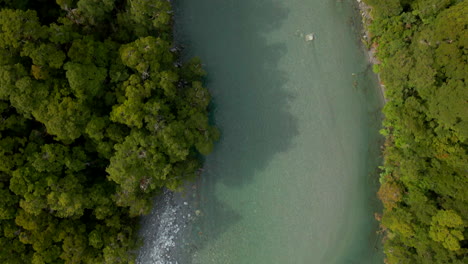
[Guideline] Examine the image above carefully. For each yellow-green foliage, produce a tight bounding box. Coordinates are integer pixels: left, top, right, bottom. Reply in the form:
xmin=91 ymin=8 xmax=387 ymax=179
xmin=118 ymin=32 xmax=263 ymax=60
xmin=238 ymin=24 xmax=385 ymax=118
xmin=365 ymin=0 xmax=467 ymax=263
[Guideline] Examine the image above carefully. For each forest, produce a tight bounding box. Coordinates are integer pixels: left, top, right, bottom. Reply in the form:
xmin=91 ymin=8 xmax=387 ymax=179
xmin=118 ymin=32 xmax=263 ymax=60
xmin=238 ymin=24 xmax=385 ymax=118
xmin=362 ymin=0 xmax=467 ymax=263
xmin=0 ymin=0 xmax=218 ymax=263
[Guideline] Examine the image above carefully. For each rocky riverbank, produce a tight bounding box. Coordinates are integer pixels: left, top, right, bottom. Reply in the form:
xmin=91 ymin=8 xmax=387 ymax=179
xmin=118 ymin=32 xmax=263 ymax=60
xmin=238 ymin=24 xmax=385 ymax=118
xmin=355 ymin=0 xmax=387 ymax=101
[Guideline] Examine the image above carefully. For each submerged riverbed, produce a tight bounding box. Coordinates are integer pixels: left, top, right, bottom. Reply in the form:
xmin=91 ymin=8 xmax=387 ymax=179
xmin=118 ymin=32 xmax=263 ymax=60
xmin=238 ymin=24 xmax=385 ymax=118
xmin=138 ymin=0 xmax=385 ymax=263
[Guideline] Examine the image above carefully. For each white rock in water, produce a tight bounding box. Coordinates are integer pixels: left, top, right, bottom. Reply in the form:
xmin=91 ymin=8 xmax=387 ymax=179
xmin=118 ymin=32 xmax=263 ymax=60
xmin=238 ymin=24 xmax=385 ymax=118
xmin=305 ymin=33 xmax=315 ymax=41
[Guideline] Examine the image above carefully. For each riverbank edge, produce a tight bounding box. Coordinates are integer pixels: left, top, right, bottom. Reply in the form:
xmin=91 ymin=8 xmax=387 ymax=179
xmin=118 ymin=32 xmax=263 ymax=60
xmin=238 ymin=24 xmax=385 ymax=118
xmin=355 ymin=0 xmax=387 ymax=103
xmin=356 ymin=0 xmax=468 ymax=263
xmin=354 ymin=0 xmax=388 ymax=258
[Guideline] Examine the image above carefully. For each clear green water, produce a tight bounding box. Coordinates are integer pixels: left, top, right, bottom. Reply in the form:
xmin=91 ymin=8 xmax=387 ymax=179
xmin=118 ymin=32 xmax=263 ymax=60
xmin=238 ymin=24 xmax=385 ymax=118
xmin=138 ymin=0 xmax=385 ymax=263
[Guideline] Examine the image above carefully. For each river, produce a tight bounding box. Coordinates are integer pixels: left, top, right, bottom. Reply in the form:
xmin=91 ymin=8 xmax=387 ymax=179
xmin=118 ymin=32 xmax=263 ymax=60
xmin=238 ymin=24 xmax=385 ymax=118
xmin=137 ymin=0 xmax=385 ymax=263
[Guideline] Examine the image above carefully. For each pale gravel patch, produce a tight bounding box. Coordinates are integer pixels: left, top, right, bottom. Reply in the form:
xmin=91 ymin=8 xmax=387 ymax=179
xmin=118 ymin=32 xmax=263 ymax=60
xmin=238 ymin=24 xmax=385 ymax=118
xmin=136 ymin=187 xmax=197 ymax=264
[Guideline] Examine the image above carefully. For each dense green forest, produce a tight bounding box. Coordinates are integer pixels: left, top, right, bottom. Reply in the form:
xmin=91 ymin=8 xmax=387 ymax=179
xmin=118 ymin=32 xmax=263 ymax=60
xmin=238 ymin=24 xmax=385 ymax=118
xmin=362 ymin=0 xmax=467 ymax=263
xmin=0 ymin=0 xmax=218 ymax=263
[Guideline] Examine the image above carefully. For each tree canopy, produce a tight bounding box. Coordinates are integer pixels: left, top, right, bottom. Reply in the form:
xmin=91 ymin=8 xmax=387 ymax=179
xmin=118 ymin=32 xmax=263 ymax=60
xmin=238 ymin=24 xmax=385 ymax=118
xmin=0 ymin=0 xmax=218 ymax=263
xmin=364 ymin=0 xmax=467 ymax=263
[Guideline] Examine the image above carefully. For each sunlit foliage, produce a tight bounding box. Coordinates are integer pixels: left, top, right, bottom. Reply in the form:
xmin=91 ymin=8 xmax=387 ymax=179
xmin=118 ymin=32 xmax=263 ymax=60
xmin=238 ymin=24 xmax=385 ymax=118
xmin=364 ymin=0 xmax=467 ymax=263
xmin=0 ymin=0 xmax=218 ymax=263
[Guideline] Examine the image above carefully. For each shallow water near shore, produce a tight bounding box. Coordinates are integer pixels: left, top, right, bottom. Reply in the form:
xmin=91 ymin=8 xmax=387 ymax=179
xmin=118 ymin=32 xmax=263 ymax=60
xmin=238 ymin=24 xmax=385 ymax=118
xmin=137 ymin=0 xmax=385 ymax=263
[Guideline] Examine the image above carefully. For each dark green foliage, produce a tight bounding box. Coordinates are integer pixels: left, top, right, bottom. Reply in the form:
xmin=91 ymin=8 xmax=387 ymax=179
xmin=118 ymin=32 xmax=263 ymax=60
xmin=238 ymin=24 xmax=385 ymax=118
xmin=364 ymin=0 xmax=467 ymax=263
xmin=365 ymin=0 xmax=403 ymax=18
xmin=0 ymin=1 xmax=217 ymax=263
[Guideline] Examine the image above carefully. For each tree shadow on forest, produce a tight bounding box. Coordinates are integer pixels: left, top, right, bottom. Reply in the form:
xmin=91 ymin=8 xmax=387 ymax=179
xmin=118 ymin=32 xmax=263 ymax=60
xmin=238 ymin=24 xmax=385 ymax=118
xmin=170 ymin=0 xmax=295 ymax=262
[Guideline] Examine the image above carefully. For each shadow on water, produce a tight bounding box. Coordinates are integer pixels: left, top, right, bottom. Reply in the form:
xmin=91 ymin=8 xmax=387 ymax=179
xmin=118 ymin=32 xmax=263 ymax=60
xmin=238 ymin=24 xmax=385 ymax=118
xmin=174 ymin=0 xmax=295 ymax=187
xmin=169 ymin=0 xmax=295 ymax=262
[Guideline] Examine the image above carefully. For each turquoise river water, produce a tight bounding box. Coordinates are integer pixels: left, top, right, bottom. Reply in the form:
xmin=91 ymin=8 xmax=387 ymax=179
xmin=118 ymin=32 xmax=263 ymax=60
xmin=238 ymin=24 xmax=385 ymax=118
xmin=137 ymin=0 xmax=385 ymax=263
